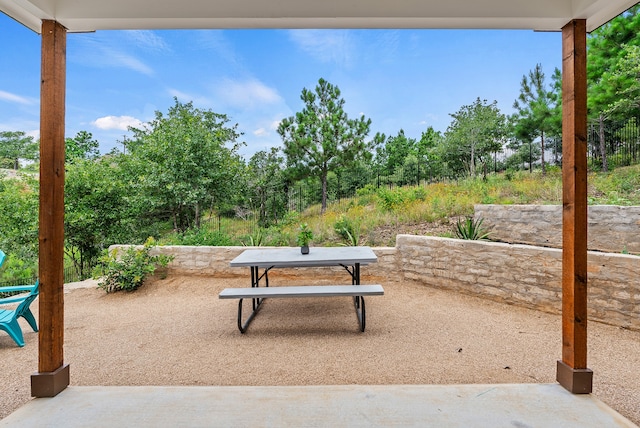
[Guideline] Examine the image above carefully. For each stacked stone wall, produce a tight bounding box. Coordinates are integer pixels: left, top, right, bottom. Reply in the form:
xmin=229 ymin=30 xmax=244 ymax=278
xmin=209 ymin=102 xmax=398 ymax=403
xmin=111 ymin=239 xmax=639 ymax=330
xmin=474 ymin=204 xmax=640 ymax=254
xmin=396 ymin=235 xmax=640 ymax=330
xmin=111 ymin=245 xmax=398 ymax=282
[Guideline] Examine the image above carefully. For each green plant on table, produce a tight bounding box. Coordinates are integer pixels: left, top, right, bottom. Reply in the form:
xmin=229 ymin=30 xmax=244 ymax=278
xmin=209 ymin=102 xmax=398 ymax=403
xmin=453 ymin=216 xmax=491 ymax=241
xmin=94 ymin=237 xmax=174 ymax=293
xmin=296 ymin=223 xmax=314 ymax=247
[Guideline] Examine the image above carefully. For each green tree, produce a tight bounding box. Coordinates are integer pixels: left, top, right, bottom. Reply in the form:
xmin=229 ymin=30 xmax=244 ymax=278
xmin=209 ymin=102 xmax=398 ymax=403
xmin=587 ymin=5 xmax=640 ymax=171
xmin=66 ymin=130 xmax=100 ymax=163
xmin=64 ymin=157 xmax=132 ymax=277
xmin=0 ymin=131 xmax=38 ymax=170
xmin=373 ymin=129 xmax=417 ymax=176
xmin=605 ymin=45 xmax=640 ymax=117
xmin=278 ymin=78 xmax=372 ymax=214
xmin=443 ymin=98 xmax=506 ymax=178
xmin=0 ymin=175 xmax=39 ymax=262
xmin=588 ymin=4 xmax=640 ymax=118
xmin=125 ymin=98 xmax=244 ymax=231
xmin=512 ymin=64 xmax=559 ymax=175
xmin=417 ymin=126 xmax=444 ymax=181
xmin=247 ymin=148 xmax=287 ymax=227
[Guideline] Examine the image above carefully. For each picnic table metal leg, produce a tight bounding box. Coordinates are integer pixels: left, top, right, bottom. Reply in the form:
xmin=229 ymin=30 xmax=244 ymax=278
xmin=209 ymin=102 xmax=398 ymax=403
xmin=340 ymin=263 xmax=361 ymax=285
xmin=354 ymin=296 xmax=366 ymax=332
xmin=250 ymin=266 xmax=269 ymax=311
xmin=250 ymin=266 xmax=271 ymax=288
xmin=237 ymin=297 xmax=263 ymax=334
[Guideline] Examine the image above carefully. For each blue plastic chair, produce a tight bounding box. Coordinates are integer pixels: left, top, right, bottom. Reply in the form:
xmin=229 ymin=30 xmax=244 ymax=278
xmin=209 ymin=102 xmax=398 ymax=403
xmin=0 ymin=249 xmax=6 ymax=268
xmin=0 ymin=279 xmax=39 ymax=347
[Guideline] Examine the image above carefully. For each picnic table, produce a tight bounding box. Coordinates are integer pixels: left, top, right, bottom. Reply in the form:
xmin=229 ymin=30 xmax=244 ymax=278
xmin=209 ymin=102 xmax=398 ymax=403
xmin=220 ymin=247 xmax=383 ymax=333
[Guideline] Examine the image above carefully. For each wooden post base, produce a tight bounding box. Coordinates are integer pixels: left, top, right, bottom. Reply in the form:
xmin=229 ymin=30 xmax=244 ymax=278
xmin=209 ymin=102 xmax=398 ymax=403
xmin=557 ymin=360 xmax=592 ymax=394
xmin=31 ymin=363 xmax=70 ymax=397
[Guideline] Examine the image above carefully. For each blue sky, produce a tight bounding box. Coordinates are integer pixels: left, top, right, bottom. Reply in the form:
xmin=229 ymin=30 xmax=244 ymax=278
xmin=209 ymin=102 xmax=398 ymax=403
xmin=0 ymin=12 xmax=563 ymax=160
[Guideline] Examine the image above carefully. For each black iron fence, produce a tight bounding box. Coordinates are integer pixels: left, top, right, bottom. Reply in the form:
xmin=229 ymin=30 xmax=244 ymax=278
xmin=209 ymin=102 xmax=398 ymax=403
xmin=5 ymin=116 xmax=639 ymax=281
xmin=588 ymin=116 xmax=640 ymax=170
xmin=203 ymin=116 xmax=640 ymax=236
xmin=0 ymin=265 xmax=87 ymax=289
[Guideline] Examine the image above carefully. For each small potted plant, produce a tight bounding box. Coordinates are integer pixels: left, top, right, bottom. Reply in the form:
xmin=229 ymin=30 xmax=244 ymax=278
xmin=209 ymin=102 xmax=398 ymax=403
xmin=297 ymin=223 xmax=313 ymax=254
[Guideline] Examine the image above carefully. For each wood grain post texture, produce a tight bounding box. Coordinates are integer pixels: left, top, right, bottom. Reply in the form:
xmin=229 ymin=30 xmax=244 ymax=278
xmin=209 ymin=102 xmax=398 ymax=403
xmin=557 ymin=19 xmax=593 ymax=394
xmin=31 ymin=20 xmax=70 ymax=398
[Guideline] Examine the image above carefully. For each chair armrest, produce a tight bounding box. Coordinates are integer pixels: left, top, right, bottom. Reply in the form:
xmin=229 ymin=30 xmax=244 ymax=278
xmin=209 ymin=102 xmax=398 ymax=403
xmin=0 ymin=285 xmax=36 ymax=293
xmin=0 ymin=285 xmax=37 ymax=304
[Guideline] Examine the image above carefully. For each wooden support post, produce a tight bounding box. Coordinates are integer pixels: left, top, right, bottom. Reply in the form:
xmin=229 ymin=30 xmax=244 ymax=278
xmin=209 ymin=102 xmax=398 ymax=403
xmin=557 ymin=19 xmax=592 ymax=394
xmin=31 ymin=19 xmax=70 ymax=398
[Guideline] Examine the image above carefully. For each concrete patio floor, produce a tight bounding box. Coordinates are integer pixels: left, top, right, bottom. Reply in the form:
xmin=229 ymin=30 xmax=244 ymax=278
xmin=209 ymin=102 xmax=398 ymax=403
xmin=1 ymin=383 xmax=637 ymax=427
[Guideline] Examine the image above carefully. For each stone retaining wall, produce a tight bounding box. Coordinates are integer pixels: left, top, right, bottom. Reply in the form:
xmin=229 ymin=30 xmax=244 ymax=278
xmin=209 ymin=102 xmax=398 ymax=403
xmin=113 ymin=239 xmax=639 ymax=331
xmin=396 ymin=234 xmax=640 ymax=331
xmin=474 ymin=204 xmax=640 ymax=254
xmin=112 ymin=245 xmax=398 ymax=282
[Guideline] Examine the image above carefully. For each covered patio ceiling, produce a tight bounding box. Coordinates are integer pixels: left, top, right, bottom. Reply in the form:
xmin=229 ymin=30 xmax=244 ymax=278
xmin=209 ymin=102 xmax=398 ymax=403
xmin=0 ymin=0 xmax=638 ymax=33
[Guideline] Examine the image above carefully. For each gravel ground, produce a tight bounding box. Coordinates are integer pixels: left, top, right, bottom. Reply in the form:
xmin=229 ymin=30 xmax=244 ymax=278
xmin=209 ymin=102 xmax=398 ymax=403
xmin=2 ymin=273 xmax=639 ymax=424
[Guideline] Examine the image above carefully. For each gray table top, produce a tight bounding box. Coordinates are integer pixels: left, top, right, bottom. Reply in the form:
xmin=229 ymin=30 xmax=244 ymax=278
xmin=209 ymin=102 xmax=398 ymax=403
xmin=229 ymin=246 xmax=378 ymax=268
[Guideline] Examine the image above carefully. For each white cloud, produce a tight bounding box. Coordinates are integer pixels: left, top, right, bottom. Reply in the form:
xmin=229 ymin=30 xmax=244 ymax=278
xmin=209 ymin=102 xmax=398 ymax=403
xmin=73 ymin=34 xmax=155 ymax=76
xmin=420 ymin=113 xmax=441 ymax=125
xmin=109 ymin=51 xmax=154 ymax=75
xmin=0 ymin=90 xmax=35 ymax=105
xmin=215 ymin=78 xmax=283 ymax=110
xmin=252 ymin=118 xmax=282 ymax=138
xmin=92 ymin=115 xmax=143 ymax=131
xmin=288 ymin=30 xmax=354 ymax=66
xmin=167 ymin=89 xmax=212 ymax=106
xmin=193 ymin=30 xmax=242 ymax=68
xmin=124 ymin=30 xmax=169 ymax=52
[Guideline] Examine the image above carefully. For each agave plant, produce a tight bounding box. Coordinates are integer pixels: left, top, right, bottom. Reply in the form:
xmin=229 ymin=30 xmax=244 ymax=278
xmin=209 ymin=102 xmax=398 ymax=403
xmin=334 ymin=215 xmax=363 ymax=246
xmin=243 ymin=228 xmax=264 ymax=247
xmin=454 ymin=216 xmax=491 ymax=240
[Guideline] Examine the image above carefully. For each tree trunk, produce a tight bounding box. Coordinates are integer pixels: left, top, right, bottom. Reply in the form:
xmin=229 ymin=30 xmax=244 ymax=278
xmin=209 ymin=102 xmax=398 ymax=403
xmin=194 ymin=202 xmax=201 ymax=229
xmin=599 ymin=114 xmax=608 ymax=172
xmin=321 ymin=177 xmax=328 ymax=214
xmin=469 ymin=143 xmax=476 ymax=177
xmin=321 ymin=168 xmax=328 ymax=214
xmin=541 ymin=130 xmax=546 ymax=176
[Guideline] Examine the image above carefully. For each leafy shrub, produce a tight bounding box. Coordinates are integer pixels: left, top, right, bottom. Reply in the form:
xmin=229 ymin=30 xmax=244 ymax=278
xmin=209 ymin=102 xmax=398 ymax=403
xmin=279 ymin=210 xmax=301 ymax=226
xmin=411 ymin=187 xmax=428 ymax=201
xmin=0 ymin=254 xmax=37 ymax=284
xmin=453 ymin=216 xmax=491 ymax=240
xmin=504 ymin=169 xmax=515 ymax=181
xmin=356 ymin=184 xmax=377 ymax=197
xmin=376 ymin=187 xmax=410 ymax=211
xmin=166 ymin=228 xmax=235 ymax=246
xmin=94 ymin=237 xmax=174 ymax=293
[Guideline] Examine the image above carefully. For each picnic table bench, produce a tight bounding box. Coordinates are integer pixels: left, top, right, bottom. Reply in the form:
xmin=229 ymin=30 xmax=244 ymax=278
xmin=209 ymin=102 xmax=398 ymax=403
xmin=219 ymin=284 xmax=384 ymax=333
xmin=220 ymin=247 xmax=384 ymax=333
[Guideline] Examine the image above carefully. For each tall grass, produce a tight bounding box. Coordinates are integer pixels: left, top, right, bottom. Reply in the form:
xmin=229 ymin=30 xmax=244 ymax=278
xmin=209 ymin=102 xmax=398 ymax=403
xmin=194 ymin=165 xmax=640 ymax=247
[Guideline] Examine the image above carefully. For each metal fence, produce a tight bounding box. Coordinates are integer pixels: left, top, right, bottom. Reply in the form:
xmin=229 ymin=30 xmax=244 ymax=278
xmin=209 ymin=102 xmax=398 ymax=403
xmin=204 ymin=116 xmax=640 ymax=235
xmin=5 ymin=116 xmax=640 ymax=280
xmin=588 ymin=116 xmax=640 ymax=170
xmin=0 ymin=265 xmax=87 ymax=289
